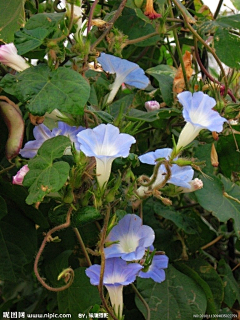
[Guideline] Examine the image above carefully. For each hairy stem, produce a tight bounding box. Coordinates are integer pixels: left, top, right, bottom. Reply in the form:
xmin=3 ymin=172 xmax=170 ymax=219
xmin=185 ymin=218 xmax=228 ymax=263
xmin=131 ymin=284 xmax=151 ymax=320
xmin=98 ymin=205 xmax=118 ymax=320
xmin=171 ymin=0 xmax=228 ymax=94
xmin=73 ymin=227 xmax=92 ymax=267
xmin=87 ymin=0 xmax=99 ymax=33
xmin=168 ymin=0 xmax=189 ymax=91
xmin=34 ymin=207 xmax=74 ymax=292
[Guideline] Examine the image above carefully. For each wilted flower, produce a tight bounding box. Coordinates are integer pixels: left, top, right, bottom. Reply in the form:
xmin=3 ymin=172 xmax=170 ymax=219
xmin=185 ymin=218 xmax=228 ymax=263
xmin=12 ymin=165 xmax=29 ymax=185
xmin=97 ymin=53 xmax=150 ymax=104
xmin=77 ymin=124 xmax=136 ymax=188
xmin=179 ymin=178 xmax=203 ymax=193
xmin=144 ymin=0 xmax=161 ymax=20
xmin=176 ymin=91 xmax=227 ymax=151
xmin=145 ymin=100 xmax=160 ymax=112
xmin=104 ymin=214 xmax=155 ymax=261
xmin=0 ymin=43 xmax=30 ymax=72
xmin=20 ymin=122 xmax=84 ymax=158
xmin=137 ymin=148 xmax=194 ymax=197
xmin=86 ymin=257 xmax=142 ymax=318
xmin=138 ymin=254 xmax=168 ymax=283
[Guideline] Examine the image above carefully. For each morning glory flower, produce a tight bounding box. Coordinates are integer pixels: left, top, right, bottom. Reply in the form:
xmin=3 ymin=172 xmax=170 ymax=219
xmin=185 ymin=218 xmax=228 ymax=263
xmin=137 ymin=148 xmax=194 ymax=198
xmin=97 ymin=53 xmax=150 ymax=104
xmin=77 ymin=124 xmax=136 ymax=188
xmin=0 ymin=43 xmax=30 ymax=72
xmin=176 ymin=91 xmax=227 ymax=151
xmin=139 ymin=254 xmax=169 ymax=283
xmin=104 ymin=214 xmax=155 ymax=261
xmin=12 ymin=165 xmax=29 ymax=185
xmin=86 ymin=257 xmax=142 ymax=318
xmin=20 ymin=121 xmax=85 ymax=158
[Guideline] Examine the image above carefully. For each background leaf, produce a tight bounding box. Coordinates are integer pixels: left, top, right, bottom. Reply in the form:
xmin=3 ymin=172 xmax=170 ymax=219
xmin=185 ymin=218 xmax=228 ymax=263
xmin=23 ymin=136 xmax=71 ymax=204
xmin=136 ymin=265 xmax=207 ymax=320
xmin=0 ymin=0 xmax=25 ymax=42
xmin=0 ymin=65 xmax=90 ymax=116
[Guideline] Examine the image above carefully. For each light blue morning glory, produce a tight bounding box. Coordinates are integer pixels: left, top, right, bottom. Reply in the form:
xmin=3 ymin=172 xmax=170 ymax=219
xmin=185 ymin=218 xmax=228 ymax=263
xmin=97 ymin=53 xmax=150 ymax=104
xmin=85 ymin=257 xmax=142 ymax=318
xmin=138 ymin=148 xmax=194 ymax=192
xmin=20 ymin=122 xmax=85 ymax=158
xmin=176 ymin=91 xmax=227 ymax=151
xmin=138 ymin=254 xmax=169 ymax=283
xmin=77 ymin=124 xmax=136 ymax=188
xmin=104 ymin=214 xmax=155 ymax=261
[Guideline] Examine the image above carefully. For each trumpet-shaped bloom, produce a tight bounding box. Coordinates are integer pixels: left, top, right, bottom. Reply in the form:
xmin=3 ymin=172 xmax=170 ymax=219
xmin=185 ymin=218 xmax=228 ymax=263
xmin=0 ymin=43 xmax=30 ymax=72
xmin=144 ymin=0 xmax=162 ymax=20
xmin=77 ymin=124 xmax=136 ymax=188
xmin=176 ymin=91 xmax=227 ymax=151
xmin=138 ymin=148 xmax=194 ymax=193
xmin=97 ymin=53 xmax=150 ymax=104
xmin=20 ymin=122 xmax=84 ymax=158
xmin=104 ymin=214 xmax=155 ymax=261
xmin=86 ymin=257 xmax=142 ymax=318
xmin=139 ymin=254 xmax=168 ymax=283
xmin=12 ymin=165 xmax=29 ymax=185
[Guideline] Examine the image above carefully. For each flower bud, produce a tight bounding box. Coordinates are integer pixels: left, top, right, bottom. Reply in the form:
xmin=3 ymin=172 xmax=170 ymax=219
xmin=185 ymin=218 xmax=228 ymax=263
xmin=145 ymin=100 xmax=160 ymax=112
xmin=12 ymin=165 xmax=29 ymax=185
xmin=211 ymin=143 xmax=219 ymax=167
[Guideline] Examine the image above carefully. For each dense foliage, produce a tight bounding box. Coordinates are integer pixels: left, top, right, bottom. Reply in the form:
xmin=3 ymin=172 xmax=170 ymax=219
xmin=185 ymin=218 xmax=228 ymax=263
xmin=0 ymin=0 xmax=240 ymax=319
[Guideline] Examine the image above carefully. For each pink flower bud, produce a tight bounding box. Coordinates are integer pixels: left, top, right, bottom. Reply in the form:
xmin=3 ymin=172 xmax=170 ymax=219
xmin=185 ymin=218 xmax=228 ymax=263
xmin=0 ymin=43 xmax=30 ymax=72
xmin=12 ymin=165 xmax=29 ymax=185
xmin=145 ymin=100 xmax=160 ymax=112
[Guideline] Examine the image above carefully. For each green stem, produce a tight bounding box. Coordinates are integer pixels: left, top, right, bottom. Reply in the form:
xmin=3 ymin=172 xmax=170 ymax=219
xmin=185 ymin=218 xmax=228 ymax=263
xmin=171 ymin=0 xmax=228 ymax=94
xmin=131 ymin=283 xmax=151 ymax=320
xmin=98 ymin=205 xmax=118 ymax=320
xmin=168 ymin=0 xmax=189 ymax=91
xmin=73 ymin=227 xmax=92 ymax=267
xmin=90 ymin=0 xmax=127 ymax=51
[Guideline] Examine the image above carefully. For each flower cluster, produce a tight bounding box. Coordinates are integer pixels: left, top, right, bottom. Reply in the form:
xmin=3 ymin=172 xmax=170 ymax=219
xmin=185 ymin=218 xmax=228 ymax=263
xmin=20 ymin=121 xmax=85 ymax=158
xmin=86 ymin=214 xmax=168 ymax=318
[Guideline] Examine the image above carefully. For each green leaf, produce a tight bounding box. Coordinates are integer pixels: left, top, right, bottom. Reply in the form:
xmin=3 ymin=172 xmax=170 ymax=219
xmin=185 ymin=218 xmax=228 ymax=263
xmin=58 ymin=267 xmax=101 ymax=316
xmin=0 ymin=65 xmax=90 ymax=115
xmin=195 ymin=174 xmax=240 ymax=237
xmin=0 ymin=0 xmax=25 ymax=42
xmin=114 ymin=8 xmax=160 ymax=47
xmin=126 ymin=108 xmax=180 ymax=123
xmin=0 ymin=178 xmax=49 ymax=228
xmin=214 ymin=28 xmax=240 ymax=69
xmin=230 ymin=0 xmax=240 ymax=10
xmin=136 ymin=264 xmax=207 ymax=320
xmin=15 ymin=12 xmax=65 ymax=55
xmin=146 ymin=65 xmax=174 ymax=106
xmin=0 ymin=196 xmax=7 ymax=220
xmin=154 ymin=203 xmax=199 ymax=234
xmin=0 ymin=207 xmax=37 ymax=282
xmin=216 ymin=14 xmax=240 ymax=30
xmin=217 ymin=134 xmax=240 ymax=178
xmin=73 ymin=207 xmax=102 ymax=227
xmin=44 ymin=250 xmax=72 ymax=287
xmin=23 ymin=136 xmax=71 ymax=204
xmin=218 ymin=259 xmax=240 ymax=308
xmin=176 ymin=259 xmax=224 ymax=314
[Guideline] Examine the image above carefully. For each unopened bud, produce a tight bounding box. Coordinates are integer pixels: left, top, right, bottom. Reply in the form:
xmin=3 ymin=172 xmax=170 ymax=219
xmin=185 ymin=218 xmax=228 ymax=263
xmin=212 ymin=131 xmax=219 ymax=141
xmin=211 ymin=143 xmax=219 ymax=167
xmin=145 ymin=100 xmax=160 ymax=112
xmin=161 ymin=197 xmax=172 ymax=206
